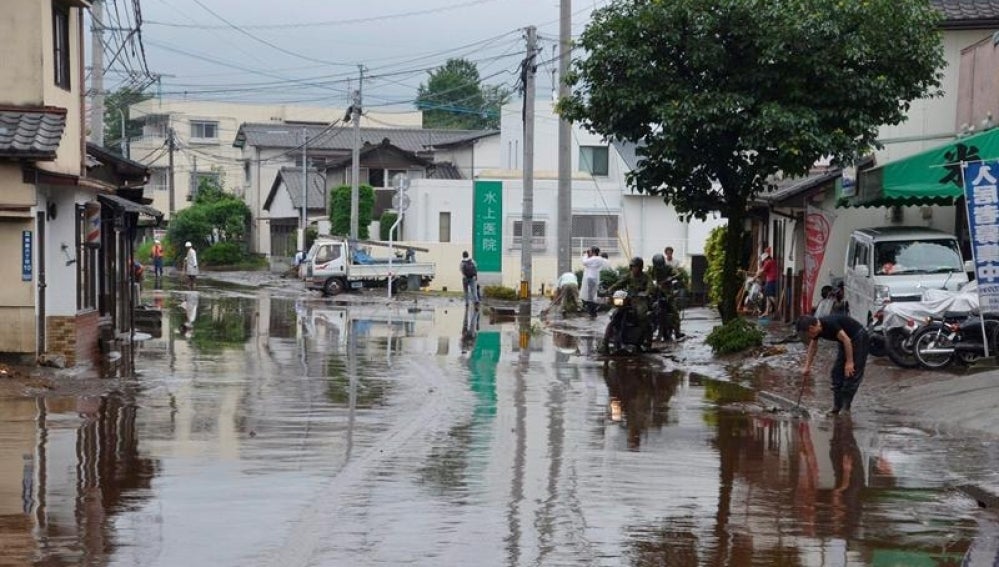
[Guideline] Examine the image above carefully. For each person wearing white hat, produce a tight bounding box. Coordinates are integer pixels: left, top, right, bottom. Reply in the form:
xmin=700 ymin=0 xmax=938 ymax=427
xmin=184 ymin=241 xmax=199 ymax=289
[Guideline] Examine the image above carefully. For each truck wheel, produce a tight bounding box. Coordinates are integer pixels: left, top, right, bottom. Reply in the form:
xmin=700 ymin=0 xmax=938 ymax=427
xmin=323 ymin=278 xmax=346 ymax=297
xmin=393 ymin=277 xmax=408 ymax=293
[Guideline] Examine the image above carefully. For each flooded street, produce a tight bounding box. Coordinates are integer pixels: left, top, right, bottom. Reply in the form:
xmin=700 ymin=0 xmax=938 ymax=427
xmin=0 ymin=283 xmax=995 ymax=566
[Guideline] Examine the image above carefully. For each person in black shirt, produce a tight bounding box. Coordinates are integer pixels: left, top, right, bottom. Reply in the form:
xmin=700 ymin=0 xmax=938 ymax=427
xmin=796 ymin=314 xmax=869 ymax=415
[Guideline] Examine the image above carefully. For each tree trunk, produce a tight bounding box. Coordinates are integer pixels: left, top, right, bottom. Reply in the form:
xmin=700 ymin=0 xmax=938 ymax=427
xmin=719 ymin=204 xmax=746 ymax=323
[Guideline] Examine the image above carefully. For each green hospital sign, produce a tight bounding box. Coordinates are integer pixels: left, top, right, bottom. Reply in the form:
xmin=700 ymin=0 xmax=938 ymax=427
xmin=473 ymin=180 xmax=502 ymax=272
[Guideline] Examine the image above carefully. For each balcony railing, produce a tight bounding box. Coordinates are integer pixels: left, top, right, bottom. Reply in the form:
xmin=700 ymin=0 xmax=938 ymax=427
xmin=510 ymin=236 xmax=547 ymax=251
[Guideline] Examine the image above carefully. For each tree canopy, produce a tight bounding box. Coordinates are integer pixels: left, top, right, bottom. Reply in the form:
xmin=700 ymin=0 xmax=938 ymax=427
xmin=559 ymin=0 xmax=944 ymax=321
xmin=167 ymin=175 xmax=250 ymax=255
xmin=416 ymin=58 xmax=510 ymax=130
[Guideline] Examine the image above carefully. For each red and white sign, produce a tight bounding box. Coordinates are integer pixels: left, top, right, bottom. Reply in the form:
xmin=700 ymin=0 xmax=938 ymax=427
xmin=803 ymin=206 xmax=835 ymax=313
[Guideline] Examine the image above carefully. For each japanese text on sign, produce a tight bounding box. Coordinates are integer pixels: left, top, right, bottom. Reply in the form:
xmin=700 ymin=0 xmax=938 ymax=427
xmin=22 ymin=231 xmax=32 ymax=281
xmin=963 ymin=161 xmax=999 ymax=312
xmin=473 ymin=180 xmax=503 ymax=272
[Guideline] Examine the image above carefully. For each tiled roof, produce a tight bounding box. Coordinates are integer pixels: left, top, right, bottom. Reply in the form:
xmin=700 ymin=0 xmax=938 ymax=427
xmin=427 ymin=162 xmax=464 ymax=180
xmin=265 ymin=167 xmax=326 ymax=212
xmin=0 ymin=107 xmax=67 ymax=160
xmin=931 ymin=0 xmax=999 ymax=27
xmin=235 ymin=123 xmax=497 ymax=153
xmin=758 ymin=168 xmax=842 ymax=205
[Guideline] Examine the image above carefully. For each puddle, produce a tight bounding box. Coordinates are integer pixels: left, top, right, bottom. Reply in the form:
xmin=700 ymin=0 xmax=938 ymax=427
xmin=0 ymin=288 xmax=991 ymax=565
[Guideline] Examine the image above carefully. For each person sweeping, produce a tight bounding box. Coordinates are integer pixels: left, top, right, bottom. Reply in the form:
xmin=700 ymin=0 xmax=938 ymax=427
xmin=797 ymin=314 xmax=870 ymax=416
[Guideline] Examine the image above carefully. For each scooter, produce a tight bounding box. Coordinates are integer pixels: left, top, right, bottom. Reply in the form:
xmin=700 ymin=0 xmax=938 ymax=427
xmin=600 ymin=290 xmax=653 ymax=355
xmin=912 ymin=312 xmax=999 ymax=369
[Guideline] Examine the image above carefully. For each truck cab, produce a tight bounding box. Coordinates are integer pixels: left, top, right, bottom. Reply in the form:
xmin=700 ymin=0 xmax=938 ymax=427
xmin=304 ymin=237 xmax=435 ymax=296
xmin=844 ymin=226 xmax=969 ymax=324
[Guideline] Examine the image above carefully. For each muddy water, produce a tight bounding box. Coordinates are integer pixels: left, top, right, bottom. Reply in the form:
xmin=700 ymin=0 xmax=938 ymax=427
xmin=0 ymin=288 xmax=990 ymax=566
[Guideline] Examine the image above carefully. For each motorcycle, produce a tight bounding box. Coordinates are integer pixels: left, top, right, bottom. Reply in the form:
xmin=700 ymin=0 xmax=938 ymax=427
xmin=600 ymin=289 xmax=654 ymax=355
xmin=868 ymin=280 xmax=980 ymax=368
xmin=652 ymin=277 xmax=685 ymax=342
xmin=912 ymin=312 xmax=999 ymax=369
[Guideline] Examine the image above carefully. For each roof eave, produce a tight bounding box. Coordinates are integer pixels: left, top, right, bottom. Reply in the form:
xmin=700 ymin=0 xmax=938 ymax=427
xmin=939 ymin=18 xmax=999 ymax=30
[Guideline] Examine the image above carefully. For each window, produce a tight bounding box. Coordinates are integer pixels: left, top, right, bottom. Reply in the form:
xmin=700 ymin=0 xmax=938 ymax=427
xmin=75 ymin=205 xmax=97 ymax=311
xmin=875 ymin=240 xmax=962 ymax=275
xmin=53 ymin=4 xmax=70 ymax=90
xmin=243 ymin=161 xmax=252 ymax=186
xmin=190 ymin=121 xmax=219 ymax=140
xmin=149 ymin=167 xmax=168 ymax=191
xmin=579 ymin=146 xmax=609 ymax=176
xmin=571 ymin=214 xmax=619 ymax=254
xmin=368 ymin=168 xmax=385 ymax=188
xmin=439 ymin=212 xmax=451 ymax=243
xmin=512 ymin=220 xmax=546 ymax=250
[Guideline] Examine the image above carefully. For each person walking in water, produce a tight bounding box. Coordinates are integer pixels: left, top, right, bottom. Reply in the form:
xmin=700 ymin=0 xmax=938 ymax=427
xmin=152 ymin=239 xmax=164 ymax=280
xmin=460 ymin=251 xmax=479 ymax=308
xmin=797 ymin=314 xmax=870 ymax=416
xmin=184 ymin=241 xmax=199 ymax=290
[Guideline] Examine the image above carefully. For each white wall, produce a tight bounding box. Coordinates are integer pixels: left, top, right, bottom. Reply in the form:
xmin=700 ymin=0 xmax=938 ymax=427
xmin=876 ymin=30 xmax=992 ymax=163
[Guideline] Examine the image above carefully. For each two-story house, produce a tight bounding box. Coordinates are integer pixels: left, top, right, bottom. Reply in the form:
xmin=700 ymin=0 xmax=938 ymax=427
xmin=233 ymin=122 xmax=498 ymax=261
xmin=0 ymin=0 xmax=96 ymax=365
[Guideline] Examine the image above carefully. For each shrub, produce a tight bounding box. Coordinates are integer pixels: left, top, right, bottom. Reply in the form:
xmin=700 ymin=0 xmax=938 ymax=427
xmin=330 ymin=184 xmax=374 ymax=239
xmin=704 ymin=225 xmax=727 ymax=306
xmin=201 ymin=242 xmax=246 ymax=266
xmin=482 ymin=285 xmax=519 ymax=301
xmin=379 ymin=211 xmax=400 ymax=241
xmin=705 ymin=318 xmax=765 ymax=355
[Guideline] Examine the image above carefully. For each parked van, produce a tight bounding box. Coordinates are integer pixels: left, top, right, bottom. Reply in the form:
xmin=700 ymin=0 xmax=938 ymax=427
xmin=844 ymin=227 xmax=970 ymax=324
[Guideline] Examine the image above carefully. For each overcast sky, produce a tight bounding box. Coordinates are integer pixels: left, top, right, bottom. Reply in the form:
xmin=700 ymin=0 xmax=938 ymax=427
xmin=101 ymin=0 xmax=604 ymax=109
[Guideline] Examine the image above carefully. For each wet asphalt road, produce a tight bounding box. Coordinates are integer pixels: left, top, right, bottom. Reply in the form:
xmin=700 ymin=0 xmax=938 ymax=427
xmin=0 ymin=283 xmax=996 ymax=566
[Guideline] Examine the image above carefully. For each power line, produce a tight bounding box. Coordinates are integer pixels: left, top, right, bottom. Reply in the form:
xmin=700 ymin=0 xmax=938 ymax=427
xmin=146 ymin=0 xmax=502 ymax=30
xmin=186 ymin=0 xmax=355 ymax=67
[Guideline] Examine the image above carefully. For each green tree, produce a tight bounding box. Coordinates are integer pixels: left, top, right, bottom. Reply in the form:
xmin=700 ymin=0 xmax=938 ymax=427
xmin=330 ymin=184 xmax=375 ymax=239
xmin=559 ymin=0 xmax=944 ymax=322
xmin=416 ymin=58 xmax=510 ymax=130
xmin=103 ymin=87 xmax=152 ymax=156
xmin=167 ymin=175 xmax=250 ymax=258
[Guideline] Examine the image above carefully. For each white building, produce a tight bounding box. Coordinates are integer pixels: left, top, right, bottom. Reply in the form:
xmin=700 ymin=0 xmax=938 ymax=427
xmin=396 ymin=102 xmax=724 ymax=294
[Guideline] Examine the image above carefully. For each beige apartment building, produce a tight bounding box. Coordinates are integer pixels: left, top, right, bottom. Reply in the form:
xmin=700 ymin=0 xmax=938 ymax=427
xmin=127 ymin=99 xmax=423 ymax=220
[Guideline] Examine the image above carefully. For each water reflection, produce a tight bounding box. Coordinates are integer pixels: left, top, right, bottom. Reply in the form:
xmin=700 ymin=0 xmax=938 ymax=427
xmin=0 ymin=393 xmax=157 ymax=565
xmin=603 ymin=363 xmax=679 ymax=450
xmin=0 ymin=289 xmax=989 ymax=565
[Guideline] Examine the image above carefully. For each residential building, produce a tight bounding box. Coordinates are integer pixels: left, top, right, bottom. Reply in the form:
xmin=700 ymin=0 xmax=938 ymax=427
xmin=751 ymin=2 xmax=999 ymax=317
xmin=127 ymin=99 xmax=424 ymax=220
xmin=0 ymin=0 xmax=89 ymax=364
xmin=233 ymin=123 xmax=498 ymax=260
xmin=395 ymin=102 xmax=724 ymax=294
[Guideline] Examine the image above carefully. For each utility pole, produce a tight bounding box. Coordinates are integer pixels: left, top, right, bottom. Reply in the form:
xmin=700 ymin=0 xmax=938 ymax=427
xmin=301 ymin=128 xmax=308 ymax=253
xmin=350 ymin=66 xmax=364 ymax=240
xmin=556 ymin=0 xmax=572 ymax=275
xmin=167 ymin=127 xmax=176 ymax=215
xmin=520 ymin=26 xmax=538 ymax=303
xmin=90 ymin=0 xmax=105 ymax=146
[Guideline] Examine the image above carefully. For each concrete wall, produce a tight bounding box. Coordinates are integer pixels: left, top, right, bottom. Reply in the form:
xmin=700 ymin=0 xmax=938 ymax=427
xmin=957 ymin=33 xmax=999 ymax=134
xmin=0 ymin=218 xmax=36 ymax=353
xmin=398 ymin=177 xmax=723 ymax=292
xmin=39 ymin=2 xmax=84 ymax=177
xmin=0 ymin=0 xmax=44 ymax=105
xmin=876 ymin=30 xmax=992 ymax=162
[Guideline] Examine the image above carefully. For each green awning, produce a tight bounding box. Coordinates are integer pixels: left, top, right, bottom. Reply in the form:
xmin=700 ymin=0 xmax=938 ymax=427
xmin=844 ymin=127 xmax=999 ymax=207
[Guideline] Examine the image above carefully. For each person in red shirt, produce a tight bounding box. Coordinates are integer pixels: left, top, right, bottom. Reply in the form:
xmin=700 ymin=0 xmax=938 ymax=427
xmin=756 ymin=247 xmax=779 ymax=318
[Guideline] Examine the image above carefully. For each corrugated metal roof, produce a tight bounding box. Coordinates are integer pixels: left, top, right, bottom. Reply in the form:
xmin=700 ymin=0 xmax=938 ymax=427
xmin=758 ymin=169 xmax=842 ymax=205
xmin=265 ymin=167 xmax=326 ymax=211
xmin=931 ymin=0 xmax=999 ymax=27
xmin=234 ymin=123 xmax=497 ymax=153
xmin=0 ymin=107 xmax=67 ymax=160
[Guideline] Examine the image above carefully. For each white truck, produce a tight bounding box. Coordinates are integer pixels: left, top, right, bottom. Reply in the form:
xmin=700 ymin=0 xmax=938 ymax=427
xmin=303 ymin=237 xmax=435 ymax=296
